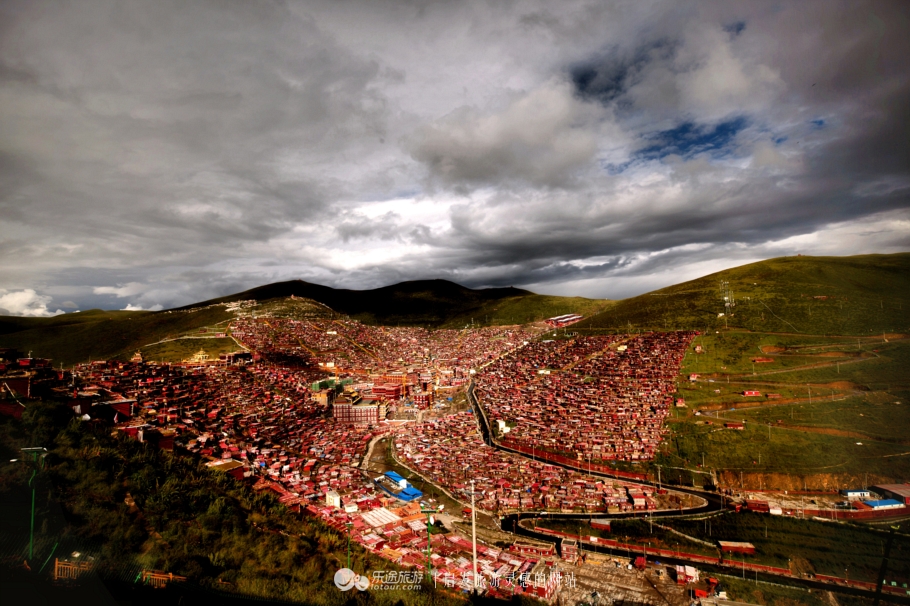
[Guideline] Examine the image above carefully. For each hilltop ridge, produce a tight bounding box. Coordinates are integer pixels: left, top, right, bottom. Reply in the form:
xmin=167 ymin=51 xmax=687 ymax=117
xmin=176 ymin=278 xmax=536 ymax=326
xmin=0 ymin=279 xmax=607 ymax=365
xmin=576 ymin=253 xmax=910 ymax=336
xmin=1 ymin=254 xmax=907 ymax=365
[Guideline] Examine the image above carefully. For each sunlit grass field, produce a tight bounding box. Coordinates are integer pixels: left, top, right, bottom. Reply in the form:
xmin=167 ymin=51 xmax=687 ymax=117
xmin=576 ymin=253 xmax=910 ymax=336
xmin=135 ymin=336 xmax=241 ymax=363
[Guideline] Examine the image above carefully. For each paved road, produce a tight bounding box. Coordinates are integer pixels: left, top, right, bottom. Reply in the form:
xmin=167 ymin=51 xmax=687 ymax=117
xmin=464 ymin=382 xmax=725 ymax=522
xmin=466 ymin=382 xmax=909 ymax=604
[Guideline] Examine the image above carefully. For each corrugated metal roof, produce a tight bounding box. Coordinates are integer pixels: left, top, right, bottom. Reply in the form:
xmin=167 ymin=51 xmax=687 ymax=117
xmin=873 ymin=484 xmax=910 ymax=497
xmin=361 ymin=507 xmax=402 ymax=527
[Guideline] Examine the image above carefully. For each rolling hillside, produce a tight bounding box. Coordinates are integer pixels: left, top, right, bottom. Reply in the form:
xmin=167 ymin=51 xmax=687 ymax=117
xmin=176 ymin=278 xmax=611 ymax=327
xmin=0 ymin=306 xmax=236 ymax=367
xmin=177 ymin=279 xmax=536 ymax=326
xmin=441 ymin=294 xmax=614 ymax=328
xmin=575 ymin=253 xmax=910 ymax=335
xmin=3 ymin=254 xmax=905 ymax=366
xmin=0 ymin=280 xmax=609 ymax=365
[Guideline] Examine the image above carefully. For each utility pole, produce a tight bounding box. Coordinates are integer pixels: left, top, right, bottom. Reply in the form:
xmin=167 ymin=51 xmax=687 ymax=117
xmin=419 ymin=506 xmax=436 ymax=585
xmin=874 ymin=525 xmax=901 ymax=605
xmin=12 ymin=447 xmax=47 ymax=562
xmin=346 ymin=522 xmax=353 ymax=569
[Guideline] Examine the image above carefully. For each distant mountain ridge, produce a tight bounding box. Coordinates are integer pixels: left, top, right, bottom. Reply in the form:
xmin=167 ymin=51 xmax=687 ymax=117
xmin=0 ymin=279 xmax=607 ymax=364
xmin=177 ymin=278 xmax=534 ymax=326
xmin=2 ymin=254 xmax=906 ymax=365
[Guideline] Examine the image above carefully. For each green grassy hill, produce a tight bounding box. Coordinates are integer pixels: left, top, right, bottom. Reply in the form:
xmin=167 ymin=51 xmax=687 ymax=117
xmin=3 ymin=255 xmax=905 ymax=365
xmin=0 ymin=306 xmax=235 ymax=367
xmin=441 ymin=294 xmax=614 ymax=328
xmin=0 ymin=281 xmax=609 ymax=365
xmin=177 ymin=278 xmax=546 ymax=326
xmin=575 ymin=253 xmax=910 ymax=335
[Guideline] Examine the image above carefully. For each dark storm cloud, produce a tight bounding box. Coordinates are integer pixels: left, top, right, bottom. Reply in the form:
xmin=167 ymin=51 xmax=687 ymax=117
xmin=399 ymin=1 xmax=910 ymax=292
xmin=408 ymin=81 xmax=600 ymax=190
xmin=1 ymin=0 xmax=908 ymax=313
xmin=569 ymin=39 xmax=676 ymax=106
xmin=723 ymin=22 xmax=746 ymax=37
xmin=0 ymin=0 xmax=390 ymax=281
xmin=336 ymin=212 xmax=404 ymax=243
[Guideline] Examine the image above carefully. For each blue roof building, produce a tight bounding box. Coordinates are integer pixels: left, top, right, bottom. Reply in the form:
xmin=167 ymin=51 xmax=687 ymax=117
xmin=377 ymin=470 xmax=424 ymax=501
xmin=384 ymin=471 xmax=406 ymax=484
xmin=863 ymin=499 xmax=904 ymax=510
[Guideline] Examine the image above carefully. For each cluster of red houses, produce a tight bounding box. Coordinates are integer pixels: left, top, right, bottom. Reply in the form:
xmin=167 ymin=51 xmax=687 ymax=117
xmin=396 ymin=412 xmax=657 ymax=514
xmin=307 ymin=494 xmax=565 ymax=598
xmin=0 ymin=348 xmax=61 ymax=410
xmin=66 ymin=354 xmax=563 ymax=597
xmin=227 ymin=317 xmax=541 ymax=408
xmin=474 ymin=332 xmax=696 ymax=463
xmin=0 ymin=347 xmax=53 ymax=372
xmin=34 ymin=311 xmax=710 ymax=599
xmin=231 ymin=316 xmax=537 ymax=379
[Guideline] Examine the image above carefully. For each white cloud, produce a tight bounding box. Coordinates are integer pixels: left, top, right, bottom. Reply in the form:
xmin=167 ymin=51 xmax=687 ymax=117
xmin=93 ymin=282 xmax=147 ymax=298
xmin=120 ymin=303 xmax=163 ymax=311
xmin=761 ymin=209 xmax=910 ymax=256
xmin=0 ymin=289 xmax=64 ymax=317
xmin=674 ymin=24 xmax=783 ymax=122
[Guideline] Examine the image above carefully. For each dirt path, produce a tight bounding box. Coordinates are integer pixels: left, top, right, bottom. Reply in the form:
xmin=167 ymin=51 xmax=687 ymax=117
xmin=720 ymin=350 xmax=879 ymax=379
xmin=696 ymin=393 xmax=851 ymax=414
xmin=360 ymin=434 xmax=384 ymax=470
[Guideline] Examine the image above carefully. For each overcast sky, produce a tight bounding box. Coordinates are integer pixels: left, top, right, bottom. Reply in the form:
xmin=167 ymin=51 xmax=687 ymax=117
xmin=1 ymin=0 xmax=908 ymax=315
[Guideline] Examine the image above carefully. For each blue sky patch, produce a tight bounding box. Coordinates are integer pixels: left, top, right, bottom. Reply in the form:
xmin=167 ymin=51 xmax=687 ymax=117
xmin=635 ymin=117 xmax=749 ymax=161
xmin=810 ymin=118 xmax=825 ymax=129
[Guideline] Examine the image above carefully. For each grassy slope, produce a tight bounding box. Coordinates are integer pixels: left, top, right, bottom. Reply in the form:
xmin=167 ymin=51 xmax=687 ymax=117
xmin=576 ymin=253 xmax=910 ymax=335
xmin=736 ymin=394 xmax=910 ymax=445
xmin=0 ymin=308 xmax=149 ymax=336
xmin=177 ymin=278 xmax=537 ymax=326
xmin=0 ymin=403 xmax=466 ymax=606
xmin=440 ymin=294 xmax=614 ymax=328
xmin=664 ymin=333 xmax=910 ymax=484
xmin=665 ymin=407 xmax=910 ymax=480
xmin=136 ymin=337 xmax=240 ymax=364
xmin=0 ymin=281 xmax=609 ymax=365
xmin=0 ymin=306 xmax=235 ymax=367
